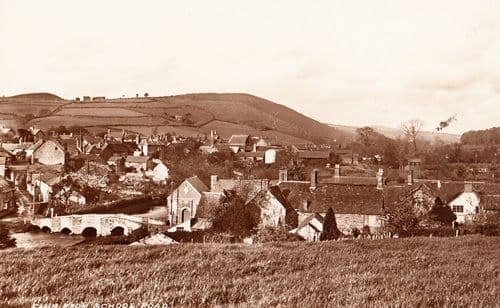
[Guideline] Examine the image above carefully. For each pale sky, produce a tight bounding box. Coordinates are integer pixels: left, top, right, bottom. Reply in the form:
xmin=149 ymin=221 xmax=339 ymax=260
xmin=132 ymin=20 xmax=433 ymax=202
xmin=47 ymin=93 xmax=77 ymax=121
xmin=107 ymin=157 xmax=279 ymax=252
xmin=1 ymin=0 xmax=499 ymax=134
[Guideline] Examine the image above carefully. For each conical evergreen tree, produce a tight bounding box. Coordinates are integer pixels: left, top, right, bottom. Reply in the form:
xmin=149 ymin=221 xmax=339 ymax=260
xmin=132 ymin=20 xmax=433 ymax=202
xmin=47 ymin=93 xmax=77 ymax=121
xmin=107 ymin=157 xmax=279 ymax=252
xmin=320 ymin=207 xmax=341 ymax=240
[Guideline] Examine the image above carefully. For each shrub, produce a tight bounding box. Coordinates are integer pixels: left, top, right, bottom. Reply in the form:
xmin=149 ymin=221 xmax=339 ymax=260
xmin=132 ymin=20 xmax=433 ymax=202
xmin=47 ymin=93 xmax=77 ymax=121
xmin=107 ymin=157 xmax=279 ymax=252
xmin=0 ymin=223 xmax=16 ymax=249
xmin=351 ymin=228 xmax=360 ymax=238
xmin=362 ymin=225 xmax=371 ymax=237
xmin=253 ymin=226 xmax=302 ymax=243
xmin=463 ymin=212 xmax=500 ymax=236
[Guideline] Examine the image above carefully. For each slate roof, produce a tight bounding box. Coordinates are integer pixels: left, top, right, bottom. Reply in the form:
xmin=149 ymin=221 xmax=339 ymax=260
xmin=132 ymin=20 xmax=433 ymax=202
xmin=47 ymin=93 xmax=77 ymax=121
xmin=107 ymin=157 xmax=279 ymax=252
xmin=228 ymin=135 xmax=249 ymax=146
xmin=40 ymin=173 xmax=62 ymax=186
xmin=278 ymin=181 xmax=385 ymax=215
xmin=186 ymin=176 xmax=209 ymax=194
xmin=26 ymin=139 xmax=44 ymax=152
xmin=297 ymin=150 xmax=331 ymax=159
xmin=296 ymin=212 xmax=324 ymax=231
xmin=108 ymin=155 xmax=124 ymax=163
xmin=237 ymin=151 xmax=265 ymax=158
xmin=125 ymin=155 xmax=150 ymax=164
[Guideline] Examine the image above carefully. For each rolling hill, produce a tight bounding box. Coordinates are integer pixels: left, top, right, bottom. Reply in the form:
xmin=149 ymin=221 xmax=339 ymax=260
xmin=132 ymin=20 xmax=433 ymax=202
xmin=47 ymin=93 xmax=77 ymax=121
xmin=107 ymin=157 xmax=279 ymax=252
xmin=329 ymin=124 xmax=460 ymax=144
xmin=0 ymin=93 xmax=351 ymax=145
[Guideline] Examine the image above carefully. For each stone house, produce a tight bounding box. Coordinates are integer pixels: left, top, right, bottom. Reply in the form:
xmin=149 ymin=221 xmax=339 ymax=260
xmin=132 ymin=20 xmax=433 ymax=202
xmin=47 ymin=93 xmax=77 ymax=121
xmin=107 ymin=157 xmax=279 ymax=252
xmin=278 ymin=168 xmax=386 ymax=234
xmin=32 ymin=140 xmax=66 ymax=165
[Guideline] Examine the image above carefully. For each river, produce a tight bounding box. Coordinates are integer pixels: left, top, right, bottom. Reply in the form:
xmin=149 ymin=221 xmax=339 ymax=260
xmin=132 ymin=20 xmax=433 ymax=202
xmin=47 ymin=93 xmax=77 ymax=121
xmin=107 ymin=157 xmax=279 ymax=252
xmin=11 ymin=232 xmax=85 ymax=249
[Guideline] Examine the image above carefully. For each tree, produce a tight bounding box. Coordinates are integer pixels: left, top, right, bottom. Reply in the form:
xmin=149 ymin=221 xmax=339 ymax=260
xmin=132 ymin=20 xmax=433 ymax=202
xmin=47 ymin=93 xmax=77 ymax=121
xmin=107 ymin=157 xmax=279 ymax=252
xmin=211 ymin=190 xmax=261 ymax=237
xmin=320 ymin=207 xmax=341 ymax=240
xmin=427 ymin=199 xmax=456 ymax=225
xmin=401 ymin=119 xmax=423 ymax=154
xmin=144 ymin=92 xmax=149 ymax=97
xmin=386 ymin=200 xmax=421 ymax=236
xmin=356 ymin=126 xmax=376 ymax=148
xmin=0 ymin=223 xmax=15 ymax=249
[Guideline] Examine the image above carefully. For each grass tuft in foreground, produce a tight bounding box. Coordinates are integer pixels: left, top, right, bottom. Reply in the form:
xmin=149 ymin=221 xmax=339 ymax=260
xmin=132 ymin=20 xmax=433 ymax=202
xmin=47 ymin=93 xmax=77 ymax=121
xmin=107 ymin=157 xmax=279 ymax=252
xmin=0 ymin=236 xmax=498 ymax=306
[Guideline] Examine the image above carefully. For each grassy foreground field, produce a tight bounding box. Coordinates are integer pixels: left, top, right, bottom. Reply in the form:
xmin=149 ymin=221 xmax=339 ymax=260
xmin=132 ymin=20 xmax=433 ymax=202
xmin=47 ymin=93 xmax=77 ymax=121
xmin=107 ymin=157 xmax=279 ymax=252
xmin=0 ymin=236 xmax=498 ymax=307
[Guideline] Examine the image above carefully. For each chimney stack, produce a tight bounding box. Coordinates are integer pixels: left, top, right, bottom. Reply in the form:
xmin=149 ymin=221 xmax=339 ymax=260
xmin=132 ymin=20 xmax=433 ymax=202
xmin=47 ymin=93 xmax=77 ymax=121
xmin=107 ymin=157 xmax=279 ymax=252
xmin=279 ymin=169 xmax=288 ymax=182
xmin=310 ymin=169 xmax=319 ymax=190
xmin=210 ymin=175 xmax=218 ymax=192
xmin=376 ymin=168 xmax=384 ymax=190
xmin=437 ymin=180 xmax=442 ymax=189
xmin=464 ymin=182 xmax=473 ymax=193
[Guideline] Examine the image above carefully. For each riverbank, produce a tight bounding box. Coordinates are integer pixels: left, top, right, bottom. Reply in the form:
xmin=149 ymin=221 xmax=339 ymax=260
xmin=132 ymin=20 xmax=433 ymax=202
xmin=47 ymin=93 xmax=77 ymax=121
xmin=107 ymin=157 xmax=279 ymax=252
xmin=0 ymin=235 xmax=498 ymax=306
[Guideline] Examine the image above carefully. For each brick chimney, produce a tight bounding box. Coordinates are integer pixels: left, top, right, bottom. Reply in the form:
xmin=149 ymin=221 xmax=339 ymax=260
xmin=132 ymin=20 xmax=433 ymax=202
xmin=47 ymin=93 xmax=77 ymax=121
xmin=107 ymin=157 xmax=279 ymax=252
xmin=464 ymin=182 xmax=473 ymax=193
xmin=210 ymin=175 xmax=218 ymax=192
xmin=279 ymin=169 xmax=288 ymax=182
xmin=310 ymin=169 xmax=319 ymax=190
xmin=376 ymin=168 xmax=384 ymax=190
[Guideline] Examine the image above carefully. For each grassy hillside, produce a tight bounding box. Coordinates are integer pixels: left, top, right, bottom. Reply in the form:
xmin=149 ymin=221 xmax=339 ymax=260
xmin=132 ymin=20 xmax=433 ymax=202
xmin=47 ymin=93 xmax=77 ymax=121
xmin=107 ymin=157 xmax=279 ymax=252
xmin=0 ymin=93 xmax=350 ymax=144
xmin=0 ymin=236 xmax=498 ymax=306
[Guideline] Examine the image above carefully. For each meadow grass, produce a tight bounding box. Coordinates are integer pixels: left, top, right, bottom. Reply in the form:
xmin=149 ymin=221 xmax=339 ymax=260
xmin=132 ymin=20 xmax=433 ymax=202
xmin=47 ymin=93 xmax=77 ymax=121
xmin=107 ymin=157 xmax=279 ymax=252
xmin=0 ymin=236 xmax=498 ymax=307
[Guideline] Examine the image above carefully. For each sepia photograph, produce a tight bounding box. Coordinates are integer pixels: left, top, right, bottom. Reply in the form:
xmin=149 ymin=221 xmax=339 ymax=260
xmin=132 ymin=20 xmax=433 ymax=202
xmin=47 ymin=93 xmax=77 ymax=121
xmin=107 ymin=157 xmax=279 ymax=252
xmin=0 ymin=0 xmax=499 ymax=307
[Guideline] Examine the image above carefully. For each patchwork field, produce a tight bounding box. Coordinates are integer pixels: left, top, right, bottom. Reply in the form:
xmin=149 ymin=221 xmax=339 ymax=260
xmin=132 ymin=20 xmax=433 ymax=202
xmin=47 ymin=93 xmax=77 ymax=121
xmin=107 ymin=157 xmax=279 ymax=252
xmin=56 ymin=107 xmax=148 ymax=117
xmin=2 ymin=93 xmax=352 ymax=143
xmin=29 ymin=115 xmax=167 ymax=128
xmin=0 ymin=236 xmax=498 ymax=306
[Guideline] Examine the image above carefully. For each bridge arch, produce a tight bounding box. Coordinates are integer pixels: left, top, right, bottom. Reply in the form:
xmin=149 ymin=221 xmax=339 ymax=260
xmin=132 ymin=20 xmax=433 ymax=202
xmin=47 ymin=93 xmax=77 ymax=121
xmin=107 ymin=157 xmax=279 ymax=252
xmin=82 ymin=227 xmax=97 ymax=237
xmin=110 ymin=226 xmax=125 ymax=236
xmin=60 ymin=227 xmax=72 ymax=235
xmin=41 ymin=226 xmax=51 ymax=233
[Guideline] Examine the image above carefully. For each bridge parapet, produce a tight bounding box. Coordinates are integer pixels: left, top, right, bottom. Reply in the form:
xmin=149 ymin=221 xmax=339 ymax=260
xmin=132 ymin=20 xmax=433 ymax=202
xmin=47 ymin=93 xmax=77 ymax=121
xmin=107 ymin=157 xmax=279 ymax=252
xmin=31 ymin=214 xmax=164 ymax=236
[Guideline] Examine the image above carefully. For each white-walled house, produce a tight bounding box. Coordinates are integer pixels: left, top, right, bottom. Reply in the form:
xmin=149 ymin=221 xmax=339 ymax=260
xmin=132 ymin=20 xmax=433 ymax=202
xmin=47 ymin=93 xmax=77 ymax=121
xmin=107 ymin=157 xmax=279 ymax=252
xmin=150 ymin=161 xmax=169 ymax=184
xmin=448 ymin=184 xmax=480 ymax=223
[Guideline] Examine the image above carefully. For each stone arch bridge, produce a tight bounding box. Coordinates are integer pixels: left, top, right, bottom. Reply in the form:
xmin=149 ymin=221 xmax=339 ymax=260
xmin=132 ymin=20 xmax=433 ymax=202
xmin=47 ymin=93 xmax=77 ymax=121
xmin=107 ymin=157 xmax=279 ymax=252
xmin=31 ymin=214 xmax=165 ymax=236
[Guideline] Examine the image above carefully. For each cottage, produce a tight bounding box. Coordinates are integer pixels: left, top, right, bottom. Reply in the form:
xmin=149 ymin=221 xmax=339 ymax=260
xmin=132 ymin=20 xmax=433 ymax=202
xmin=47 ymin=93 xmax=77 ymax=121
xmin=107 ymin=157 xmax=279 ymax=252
xmin=32 ymin=140 xmax=66 ymax=165
xmin=228 ymin=135 xmax=250 ymax=153
xmin=278 ymin=168 xmax=386 ymax=234
xmin=125 ymin=155 xmax=149 ymax=173
xmin=149 ymin=161 xmax=169 ymax=183
xmin=99 ymin=142 xmax=135 ymax=161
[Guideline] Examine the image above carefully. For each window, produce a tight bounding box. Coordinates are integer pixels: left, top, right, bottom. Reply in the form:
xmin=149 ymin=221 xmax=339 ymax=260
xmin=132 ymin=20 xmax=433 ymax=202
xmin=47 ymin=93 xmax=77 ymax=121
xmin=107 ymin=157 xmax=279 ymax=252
xmin=452 ymin=205 xmax=464 ymax=213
